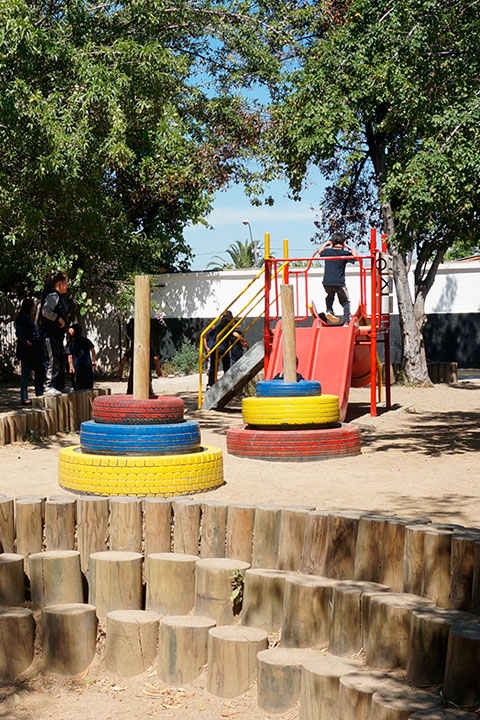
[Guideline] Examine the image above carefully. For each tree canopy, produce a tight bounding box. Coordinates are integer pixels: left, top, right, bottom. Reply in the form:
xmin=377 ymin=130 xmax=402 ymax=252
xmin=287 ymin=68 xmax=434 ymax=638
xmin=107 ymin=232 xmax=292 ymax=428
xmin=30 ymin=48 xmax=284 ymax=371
xmin=248 ymin=0 xmax=480 ymax=380
xmin=0 ymin=0 xmax=264 ymax=308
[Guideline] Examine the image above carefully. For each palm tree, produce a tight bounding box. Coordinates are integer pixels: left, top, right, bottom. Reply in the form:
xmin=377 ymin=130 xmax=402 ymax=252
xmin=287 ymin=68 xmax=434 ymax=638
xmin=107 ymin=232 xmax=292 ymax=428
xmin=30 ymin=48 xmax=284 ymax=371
xmin=207 ymin=240 xmax=258 ymax=270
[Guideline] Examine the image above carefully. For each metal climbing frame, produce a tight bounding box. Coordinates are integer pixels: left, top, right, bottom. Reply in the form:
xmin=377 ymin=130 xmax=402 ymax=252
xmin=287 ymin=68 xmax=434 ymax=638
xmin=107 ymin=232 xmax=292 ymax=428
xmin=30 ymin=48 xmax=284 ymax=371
xmin=198 ymin=229 xmax=392 ymax=417
xmin=263 ymin=228 xmax=392 ymax=417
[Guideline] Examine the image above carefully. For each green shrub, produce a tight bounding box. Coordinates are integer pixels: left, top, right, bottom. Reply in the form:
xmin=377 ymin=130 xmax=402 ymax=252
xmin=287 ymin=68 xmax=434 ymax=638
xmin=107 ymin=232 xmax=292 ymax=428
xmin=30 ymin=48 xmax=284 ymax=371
xmin=170 ymin=339 xmax=199 ymax=375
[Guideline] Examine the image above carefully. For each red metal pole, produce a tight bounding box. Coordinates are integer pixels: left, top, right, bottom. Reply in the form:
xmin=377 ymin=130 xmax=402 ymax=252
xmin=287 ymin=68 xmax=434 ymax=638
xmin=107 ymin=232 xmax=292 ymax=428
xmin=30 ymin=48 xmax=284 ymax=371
xmin=382 ymin=233 xmax=387 ymax=253
xmin=264 ymin=258 xmax=271 ymax=375
xmin=370 ymin=228 xmax=377 ymax=417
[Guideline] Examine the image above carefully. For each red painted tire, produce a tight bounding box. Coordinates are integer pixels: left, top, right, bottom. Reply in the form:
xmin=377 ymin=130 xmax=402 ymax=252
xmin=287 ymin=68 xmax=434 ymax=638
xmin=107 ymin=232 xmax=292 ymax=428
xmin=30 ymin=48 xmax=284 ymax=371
xmin=226 ymin=424 xmax=361 ymax=461
xmin=92 ymin=395 xmax=184 ymax=425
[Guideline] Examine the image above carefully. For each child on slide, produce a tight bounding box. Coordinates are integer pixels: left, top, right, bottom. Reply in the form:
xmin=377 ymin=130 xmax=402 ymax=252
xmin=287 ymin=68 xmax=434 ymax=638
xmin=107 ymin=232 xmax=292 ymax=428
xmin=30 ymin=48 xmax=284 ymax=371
xmin=319 ymin=232 xmax=358 ymax=324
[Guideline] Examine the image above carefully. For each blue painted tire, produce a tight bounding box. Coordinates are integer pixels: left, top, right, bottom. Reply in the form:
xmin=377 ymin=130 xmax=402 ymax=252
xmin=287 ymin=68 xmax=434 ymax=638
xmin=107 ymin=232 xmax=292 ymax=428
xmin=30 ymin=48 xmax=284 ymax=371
xmin=256 ymin=379 xmax=322 ymax=397
xmin=80 ymin=419 xmax=201 ymax=456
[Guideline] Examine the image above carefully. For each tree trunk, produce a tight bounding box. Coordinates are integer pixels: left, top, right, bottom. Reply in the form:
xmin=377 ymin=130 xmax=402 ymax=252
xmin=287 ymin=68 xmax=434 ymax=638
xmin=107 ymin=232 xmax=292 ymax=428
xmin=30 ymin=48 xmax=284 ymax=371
xmin=381 ymin=201 xmax=431 ymax=385
xmin=391 ymin=250 xmax=431 ymax=384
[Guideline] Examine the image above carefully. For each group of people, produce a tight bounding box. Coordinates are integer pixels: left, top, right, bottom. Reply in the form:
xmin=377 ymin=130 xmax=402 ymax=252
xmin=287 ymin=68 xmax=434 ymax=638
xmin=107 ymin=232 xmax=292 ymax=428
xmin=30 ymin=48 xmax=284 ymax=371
xmin=15 ymin=272 xmax=96 ymax=405
xmin=14 ymin=233 xmax=356 ymax=402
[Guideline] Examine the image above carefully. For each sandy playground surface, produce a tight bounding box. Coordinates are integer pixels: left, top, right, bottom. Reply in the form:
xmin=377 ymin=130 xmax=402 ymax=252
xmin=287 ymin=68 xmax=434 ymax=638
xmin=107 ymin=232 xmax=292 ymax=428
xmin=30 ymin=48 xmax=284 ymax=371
xmin=0 ymin=373 xmax=479 ymax=719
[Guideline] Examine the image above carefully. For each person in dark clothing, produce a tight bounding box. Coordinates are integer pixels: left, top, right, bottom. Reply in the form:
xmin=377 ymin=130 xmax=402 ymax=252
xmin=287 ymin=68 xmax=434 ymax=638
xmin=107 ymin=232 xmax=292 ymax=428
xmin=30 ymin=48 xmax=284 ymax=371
xmin=204 ymin=311 xmax=234 ymax=389
xmin=66 ymin=324 xmax=96 ymax=390
xmin=319 ymin=232 xmax=358 ymax=324
xmin=39 ymin=271 xmax=69 ymax=395
xmin=15 ymin=299 xmax=44 ymax=405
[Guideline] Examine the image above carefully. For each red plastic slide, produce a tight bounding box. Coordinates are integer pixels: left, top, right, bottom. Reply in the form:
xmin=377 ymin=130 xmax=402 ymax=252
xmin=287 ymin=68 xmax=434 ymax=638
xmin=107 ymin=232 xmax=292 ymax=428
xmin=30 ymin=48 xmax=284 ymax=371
xmin=265 ymin=319 xmax=362 ymax=421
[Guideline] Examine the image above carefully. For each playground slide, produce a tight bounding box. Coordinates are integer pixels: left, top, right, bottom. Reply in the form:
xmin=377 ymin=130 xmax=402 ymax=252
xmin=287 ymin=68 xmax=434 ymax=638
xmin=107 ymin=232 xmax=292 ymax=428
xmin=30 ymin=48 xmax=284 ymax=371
xmin=264 ymin=320 xmax=359 ymax=421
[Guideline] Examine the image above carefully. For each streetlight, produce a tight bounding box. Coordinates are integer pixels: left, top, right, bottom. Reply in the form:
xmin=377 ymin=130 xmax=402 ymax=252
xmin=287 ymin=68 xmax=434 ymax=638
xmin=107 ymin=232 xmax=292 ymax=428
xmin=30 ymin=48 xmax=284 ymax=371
xmin=242 ymin=220 xmax=259 ymax=267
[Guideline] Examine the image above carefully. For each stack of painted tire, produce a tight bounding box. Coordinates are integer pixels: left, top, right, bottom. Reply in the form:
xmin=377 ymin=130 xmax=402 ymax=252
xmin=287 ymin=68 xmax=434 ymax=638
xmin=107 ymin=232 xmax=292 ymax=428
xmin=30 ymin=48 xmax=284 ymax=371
xmin=226 ymin=380 xmax=360 ymax=461
xmin=58 ymin=395 xmax=223 ymax=496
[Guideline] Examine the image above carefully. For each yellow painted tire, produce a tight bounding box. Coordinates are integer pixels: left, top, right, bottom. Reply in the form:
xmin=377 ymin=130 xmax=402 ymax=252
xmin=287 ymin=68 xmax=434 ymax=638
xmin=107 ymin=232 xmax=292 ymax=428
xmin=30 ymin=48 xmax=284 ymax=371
xmin=242 ymin=395 xmax=340 ymax=426
xmin=58 ymin=445 xmax=223 ymax=497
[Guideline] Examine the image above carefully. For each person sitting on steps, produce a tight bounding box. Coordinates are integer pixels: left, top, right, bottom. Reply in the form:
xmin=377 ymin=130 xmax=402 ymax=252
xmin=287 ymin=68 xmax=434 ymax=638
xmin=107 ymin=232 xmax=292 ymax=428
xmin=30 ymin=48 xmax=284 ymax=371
xmin=319 ymin=231 xmax=358 ymax=324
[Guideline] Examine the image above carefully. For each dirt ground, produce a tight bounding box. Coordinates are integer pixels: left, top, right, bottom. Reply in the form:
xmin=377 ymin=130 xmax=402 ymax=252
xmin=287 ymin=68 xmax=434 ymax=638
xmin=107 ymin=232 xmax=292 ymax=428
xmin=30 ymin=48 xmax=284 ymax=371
xmin=1 ymin=374 xmax=480 ymax=719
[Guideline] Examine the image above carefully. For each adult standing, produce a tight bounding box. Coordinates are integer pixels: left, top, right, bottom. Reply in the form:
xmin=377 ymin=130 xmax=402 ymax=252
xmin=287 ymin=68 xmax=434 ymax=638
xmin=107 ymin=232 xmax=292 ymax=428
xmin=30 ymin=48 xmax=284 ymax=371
xmin=15 ymin=298 xmax=44 ymax=405
xmin=40 ymin=271 xmax=69 ymax=396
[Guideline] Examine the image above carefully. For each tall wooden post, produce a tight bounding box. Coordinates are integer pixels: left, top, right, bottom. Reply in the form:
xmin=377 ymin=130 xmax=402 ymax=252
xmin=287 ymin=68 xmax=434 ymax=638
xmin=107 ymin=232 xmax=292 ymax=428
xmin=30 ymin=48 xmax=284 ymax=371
xmin=281 ymin=284 xmax=297 ymax=383
xmin=133 ymin=275 xmax=151 ymax=400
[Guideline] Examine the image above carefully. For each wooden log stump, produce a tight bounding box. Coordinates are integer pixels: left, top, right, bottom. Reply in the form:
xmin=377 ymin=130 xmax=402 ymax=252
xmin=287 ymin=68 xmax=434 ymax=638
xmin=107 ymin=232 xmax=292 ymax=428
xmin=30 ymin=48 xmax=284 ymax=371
xmin=0 ymin=497 xmax=15 ymax=552
xmin=422 ymin=527 xmax=453 ymax=607
xmin=241 ymin=568 xmax=290 ymax=632
xmin=109 ymin=497 xmax=143 ymax=553
xmin=42 ymin=603 xmax=97 ymax=676
xmin=410 ymin=710 xmax=479 ymax=719
xmin=338 ymin=671 xmax=405 ymax=720
xmin=354 ymin=514 xmax=391 ymax=582
xmin=449 ymin=532 xmax=478 ymax=611
xmin=200 ymin=500 xmax=227 ymax=558
xmin=195 ymin=558 xmax=250 ymax=625
xmin=146 ymin=552 xmax=198 ymax=614
xmin=257 ymin=647 xmax=319 ymax=714
xmin=173 ymin=499 xmax=201 ymax=555
xmin=226 ymin=503 xmax=255 ymax=563
xmin=407 ymin=607 xmax=480 ymax=686
xmin=57 ymin=394 xmax=70 ymax=432
xmin=329 ymin=580 xmax=389 ymax=656
xmin=4 ymin=411 xmax=27 ymax=443
xmin=158 ymin=615 xmax=216 ymax=684
xmin=0 ymin=608 xmax=35 ymax=679
xmin=206 ymin=625 xmax=268 ymax=697
xmin=15 ymin=496 xmax=43 ymax=567
xmin=144 ymin=498 xmax=172 ymax=555
xmin=281 ymin=574 xmax=338 ymax=648
xmin=324 ymin=511 xmax=366 ymax=580
xmin=443 ymin=623 xmax=480 ymax=706
xmin=106 ymin=609 xmax=161 ymax=676
xmin=365 ymin=592 xmax=432 ymax=668
xmin=371 ymin=687 xmax=442 ymax=720
xmin=251 ymin=504 xmax=283 ymax=569
xmin=29 ymin=550 xmax=84 ymax=607
xmin=299 ymin=654 xmax=363 ymax=720
xmin=403 ymin=524 xmax=431 ymax=596
xmin=277 ymin=506 xmax=312 ymax=571
xmin=379 ymin=517 xmax=413 ymax=591
xmin=45 ymin=497 xmax=76 ymax=551
xmin=300 ymin=510 xmax=330 ymax=575
xmin=0 ymin=554 xmax=25 ymax=606
xmin=89 ymin=551 xmax=143 ymax=618
xmin=77 ymin=496 xmax=109 ymax=573
xmin=43 ymin=395 xmax=60 ymax=433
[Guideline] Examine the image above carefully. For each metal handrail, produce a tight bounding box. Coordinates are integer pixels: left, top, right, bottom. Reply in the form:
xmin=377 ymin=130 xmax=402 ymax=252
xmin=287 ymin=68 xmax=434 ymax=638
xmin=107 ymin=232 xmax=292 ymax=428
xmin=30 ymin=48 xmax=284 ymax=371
xmin=197 ymin=260 xmax=288 ymax=409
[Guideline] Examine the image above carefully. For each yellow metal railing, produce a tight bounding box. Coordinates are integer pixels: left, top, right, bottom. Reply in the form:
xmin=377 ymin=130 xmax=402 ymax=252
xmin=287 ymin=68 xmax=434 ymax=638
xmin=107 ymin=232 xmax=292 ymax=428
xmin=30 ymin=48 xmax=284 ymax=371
xmin=198 ymin=233 xmax=288 ymax=409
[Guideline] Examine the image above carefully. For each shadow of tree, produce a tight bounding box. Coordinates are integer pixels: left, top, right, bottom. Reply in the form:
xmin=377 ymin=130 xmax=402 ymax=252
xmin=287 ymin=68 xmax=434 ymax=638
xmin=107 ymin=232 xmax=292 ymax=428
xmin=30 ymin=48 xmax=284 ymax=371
xmin=362 ymin=409 xmax=480 ymax=456
xmin=377 ymin=493 xmax=479 ymax=525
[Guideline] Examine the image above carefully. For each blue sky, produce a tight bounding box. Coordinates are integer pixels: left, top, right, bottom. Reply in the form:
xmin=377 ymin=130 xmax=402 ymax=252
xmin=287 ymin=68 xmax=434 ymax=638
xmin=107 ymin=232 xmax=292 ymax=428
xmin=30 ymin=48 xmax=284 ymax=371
xmin=184 ymin=169 xmax=327 ymax=270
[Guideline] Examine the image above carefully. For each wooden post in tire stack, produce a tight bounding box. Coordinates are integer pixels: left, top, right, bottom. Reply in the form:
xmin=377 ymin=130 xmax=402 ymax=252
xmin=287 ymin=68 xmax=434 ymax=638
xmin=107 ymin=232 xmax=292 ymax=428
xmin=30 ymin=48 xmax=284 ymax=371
xmin=281 ymin=283 xmax=298 ymax=383
xmin=133 ymin=274 xmax=151 ymax=399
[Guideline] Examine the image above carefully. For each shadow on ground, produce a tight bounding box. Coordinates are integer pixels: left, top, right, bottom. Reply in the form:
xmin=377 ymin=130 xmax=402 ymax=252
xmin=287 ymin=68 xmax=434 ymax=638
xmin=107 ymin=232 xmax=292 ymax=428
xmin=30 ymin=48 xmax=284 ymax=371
xmin=378 ymin=493 xmax=479 ymax=525
xmin=363 ymin=409 xmax=480 ymax=456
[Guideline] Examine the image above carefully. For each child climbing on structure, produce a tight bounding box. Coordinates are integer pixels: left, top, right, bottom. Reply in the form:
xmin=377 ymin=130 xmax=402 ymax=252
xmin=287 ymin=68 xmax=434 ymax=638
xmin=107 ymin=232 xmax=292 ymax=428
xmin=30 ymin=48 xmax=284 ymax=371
xmin=319 ymin=232 xmax=358 ymax=324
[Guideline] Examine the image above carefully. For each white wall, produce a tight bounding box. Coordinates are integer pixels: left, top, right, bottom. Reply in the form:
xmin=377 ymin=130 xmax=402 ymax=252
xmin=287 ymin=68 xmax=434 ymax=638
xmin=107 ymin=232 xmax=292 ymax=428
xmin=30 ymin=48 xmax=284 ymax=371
xmin=152 ymin=260 xmax=480 ymax=319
